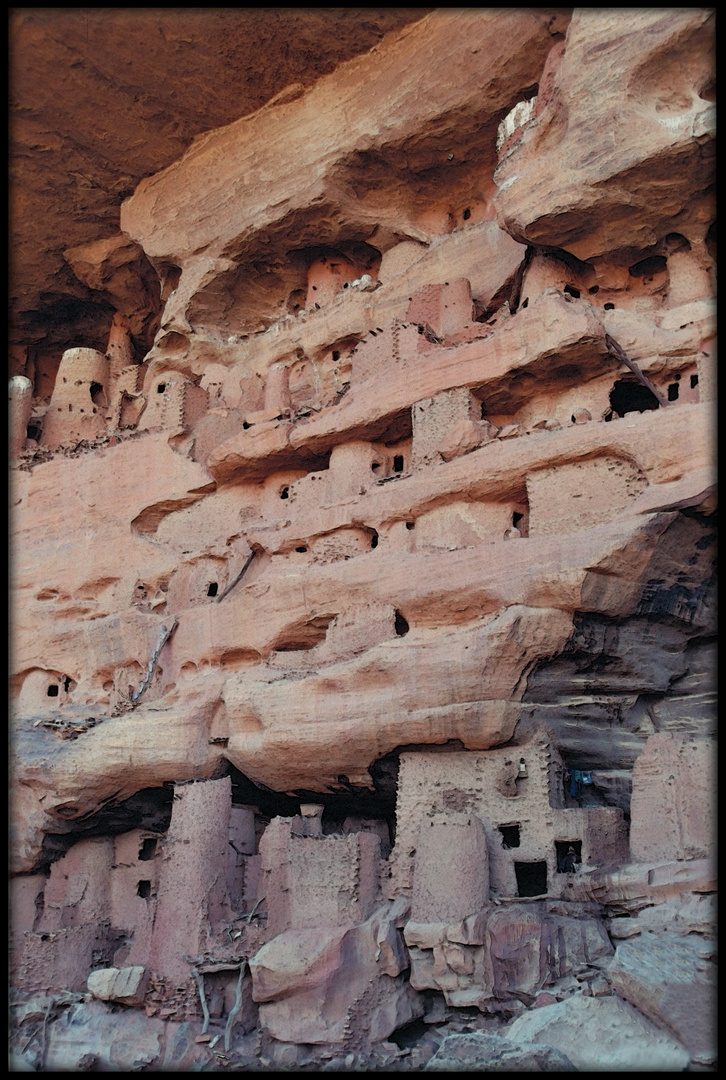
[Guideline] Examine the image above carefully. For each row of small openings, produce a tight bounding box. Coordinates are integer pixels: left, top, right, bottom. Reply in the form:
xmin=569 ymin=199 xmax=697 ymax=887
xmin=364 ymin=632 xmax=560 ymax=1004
xmin=519 ymin=253 xmax=669 ymax=312
xmin=371 ymin=455 xmax=405 ymax=475
xmin=47 ymin=676 xmax=74 ymax=697
xmin=666 ymin=371 xmax=698 ymax=401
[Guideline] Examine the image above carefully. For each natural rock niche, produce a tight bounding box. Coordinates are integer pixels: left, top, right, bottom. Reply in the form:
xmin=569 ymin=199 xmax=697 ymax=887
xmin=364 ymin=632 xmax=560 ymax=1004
xmin=10 ymin=8 xmax=715 ymax=1073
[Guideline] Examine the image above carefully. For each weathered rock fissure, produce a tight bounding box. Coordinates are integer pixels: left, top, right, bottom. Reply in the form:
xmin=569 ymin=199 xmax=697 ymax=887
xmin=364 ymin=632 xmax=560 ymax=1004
xmin=10 ymin=8 xmax=715 ymax=1073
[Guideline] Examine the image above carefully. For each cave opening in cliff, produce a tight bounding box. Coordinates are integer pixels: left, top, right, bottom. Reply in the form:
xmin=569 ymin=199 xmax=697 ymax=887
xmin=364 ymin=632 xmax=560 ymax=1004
xmin=514 ymin=860 xmax=547 ymax=897
xmin=609 ymin=378 xmax=660 ymax=417
xmin=30 ymin=786 xmax=175 ymax=875
xmin=225 ymin=760 xmax=398 ymax=852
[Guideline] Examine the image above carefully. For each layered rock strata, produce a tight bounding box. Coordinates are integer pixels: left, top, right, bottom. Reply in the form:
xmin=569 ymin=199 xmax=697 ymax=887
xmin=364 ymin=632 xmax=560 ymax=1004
xmin=10 ymin=8 xmax=715 ymax=1073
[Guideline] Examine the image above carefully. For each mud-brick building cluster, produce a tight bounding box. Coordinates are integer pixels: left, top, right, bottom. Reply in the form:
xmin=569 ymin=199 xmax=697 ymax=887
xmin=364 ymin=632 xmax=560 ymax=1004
xmin=10 ymin=8 xmax=715 ymax=1073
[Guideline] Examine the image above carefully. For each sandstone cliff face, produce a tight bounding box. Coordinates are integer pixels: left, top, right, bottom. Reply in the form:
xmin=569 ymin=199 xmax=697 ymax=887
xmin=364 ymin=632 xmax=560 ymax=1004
xmin=10 ymin=9 xmax=715 ymax=1073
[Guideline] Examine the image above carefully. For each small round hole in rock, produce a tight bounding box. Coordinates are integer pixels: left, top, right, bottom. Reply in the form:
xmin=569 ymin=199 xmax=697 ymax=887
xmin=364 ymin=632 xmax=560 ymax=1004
xmin=394 ymin=611 xmax=409 ymax=636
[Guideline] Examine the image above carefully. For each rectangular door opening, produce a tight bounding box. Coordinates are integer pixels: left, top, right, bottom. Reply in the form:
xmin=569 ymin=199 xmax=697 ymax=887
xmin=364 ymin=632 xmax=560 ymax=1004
xmin=514 ymin=860 xmax=547 ymax=897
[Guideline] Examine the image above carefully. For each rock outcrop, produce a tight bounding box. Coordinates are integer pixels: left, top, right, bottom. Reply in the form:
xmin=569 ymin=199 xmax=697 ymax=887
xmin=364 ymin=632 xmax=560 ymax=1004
xmin=10 ymin=8 xmax=715 ymax=1073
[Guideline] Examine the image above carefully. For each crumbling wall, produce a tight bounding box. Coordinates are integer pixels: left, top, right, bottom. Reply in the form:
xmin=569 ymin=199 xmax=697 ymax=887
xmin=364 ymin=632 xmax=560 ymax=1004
xmin=8 ymin=7 xmax=715 ymax=1072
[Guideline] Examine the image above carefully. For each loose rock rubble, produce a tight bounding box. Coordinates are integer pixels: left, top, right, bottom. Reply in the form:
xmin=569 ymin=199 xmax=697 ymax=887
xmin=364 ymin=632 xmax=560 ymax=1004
xmin=9 ymin=8 xmax=715 ymax=1074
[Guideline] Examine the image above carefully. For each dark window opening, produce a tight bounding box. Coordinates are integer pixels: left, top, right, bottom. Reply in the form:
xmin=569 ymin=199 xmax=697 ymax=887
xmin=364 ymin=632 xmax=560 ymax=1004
xmin=280 ymin=487 xmax=289 ymax=499
xmin=521 ymin=298 xmax=529 ymax=309
xmin=691 ymin=374 xmax=699 ymax=389
xmin=556 ymin=840 xmax=582 ymax=873
xmin=393 ymin=455 xmax=404 ymax=473
xmin=394 ymin=611 xmax=409 ymax=636
xmin=157 ymin=383 xmax=166 ymax=394
xmin=138 ymin=839 xmax=157 ymax=862
xmin=370 ymin=533 xmax=379 ymax=549
xmin=405 ymin=521 xmax=415 ymax=531
xmin=513 ymin=512 xmax=524 ymax=528
xmin=462 ymin=208 xmax=471 ymax=221
xmin=588 ymin=285 xmax=600 ymax=294
xmin=137 ymin=880 xmax=152 ymax=898
xmin=242 ymin=421 xmax=252 ymax=430
xmin=371 ymin=462 xmax=381 ymax=471
xmin=332 ymin=351 xmax=340 ymax=362
xmin=514 ymin=861 xmax=547 ymax=897
xmin=667 ymin=382 xmax=680 ymax=402
xmin=499 ymin=824 xmax=520 ymax=849
xmin=628 ymin=255 xmax=667 ymax=278
xmin=90 ymin=382 xmax=105 ymax=406
xmin=604 ymin=302 xmax=615 ymax=310
xmin=63 ymin=676 xmax=73 ymax=692
xmin=312 ymin=285 xmax=317 ymax=291
xmin=343 ymin=282 xmax=349 ymax=289
xmin=27 ymin=424 xmax=42 ymax=440
xmin=609 ymin=379 xmax=660 ymax=416
xmin=207 ymin=583 xmax=218 ymax=597
xmin=47 ymin=684 xmax=59 ymax=697
xmin=563 ymin=285 xmax=580 ymax=298
xmin=295 ymin=546 xmax=308 ymax=553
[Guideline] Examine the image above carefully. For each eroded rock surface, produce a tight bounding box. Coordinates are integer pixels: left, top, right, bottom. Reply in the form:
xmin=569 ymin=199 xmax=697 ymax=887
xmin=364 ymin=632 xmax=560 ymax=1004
xmin=9 ymin=7 xmax=715 ymax=1074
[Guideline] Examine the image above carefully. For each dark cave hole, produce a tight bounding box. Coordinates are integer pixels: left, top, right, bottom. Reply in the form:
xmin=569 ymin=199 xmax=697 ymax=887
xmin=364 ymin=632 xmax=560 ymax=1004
xmin=609 ymin=379 xmax=660 ymax=416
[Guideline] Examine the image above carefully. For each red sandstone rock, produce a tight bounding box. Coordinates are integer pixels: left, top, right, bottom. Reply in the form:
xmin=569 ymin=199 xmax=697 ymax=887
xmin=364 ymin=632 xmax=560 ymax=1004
xmin=494 ymin=9 xmax=716 ymax=260
xmin=8 ymin=7 xmax=716 ymax=1070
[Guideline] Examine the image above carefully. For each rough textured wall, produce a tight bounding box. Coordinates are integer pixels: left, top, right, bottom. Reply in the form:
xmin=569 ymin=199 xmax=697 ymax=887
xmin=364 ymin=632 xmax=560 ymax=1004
xmin=9 ymin=8 xmax=716 ymax=1073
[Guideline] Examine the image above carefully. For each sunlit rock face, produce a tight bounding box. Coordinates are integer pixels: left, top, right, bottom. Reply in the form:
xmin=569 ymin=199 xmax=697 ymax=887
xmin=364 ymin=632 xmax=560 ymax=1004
xmin=9 ymin=8 xmax=715 ymax=1073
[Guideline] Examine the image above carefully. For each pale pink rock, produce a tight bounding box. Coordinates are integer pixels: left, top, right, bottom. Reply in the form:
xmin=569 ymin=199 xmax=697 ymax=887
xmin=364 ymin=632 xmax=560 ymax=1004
xmin=629 ymin=734 xmax=715 ymax=862
xmin=87 ymin=966 xmax=149 ymax=1006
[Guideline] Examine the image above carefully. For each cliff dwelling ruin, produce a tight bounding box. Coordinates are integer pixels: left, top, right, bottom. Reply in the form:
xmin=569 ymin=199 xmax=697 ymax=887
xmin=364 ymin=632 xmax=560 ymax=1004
xmin=9 ymin=8 xmax=716 ymax=1072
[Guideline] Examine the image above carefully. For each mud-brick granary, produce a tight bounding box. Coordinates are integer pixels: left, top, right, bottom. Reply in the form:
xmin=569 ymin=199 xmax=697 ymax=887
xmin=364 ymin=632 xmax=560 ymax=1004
xmin=9 ymin=9 xmax=715 ymax=1072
